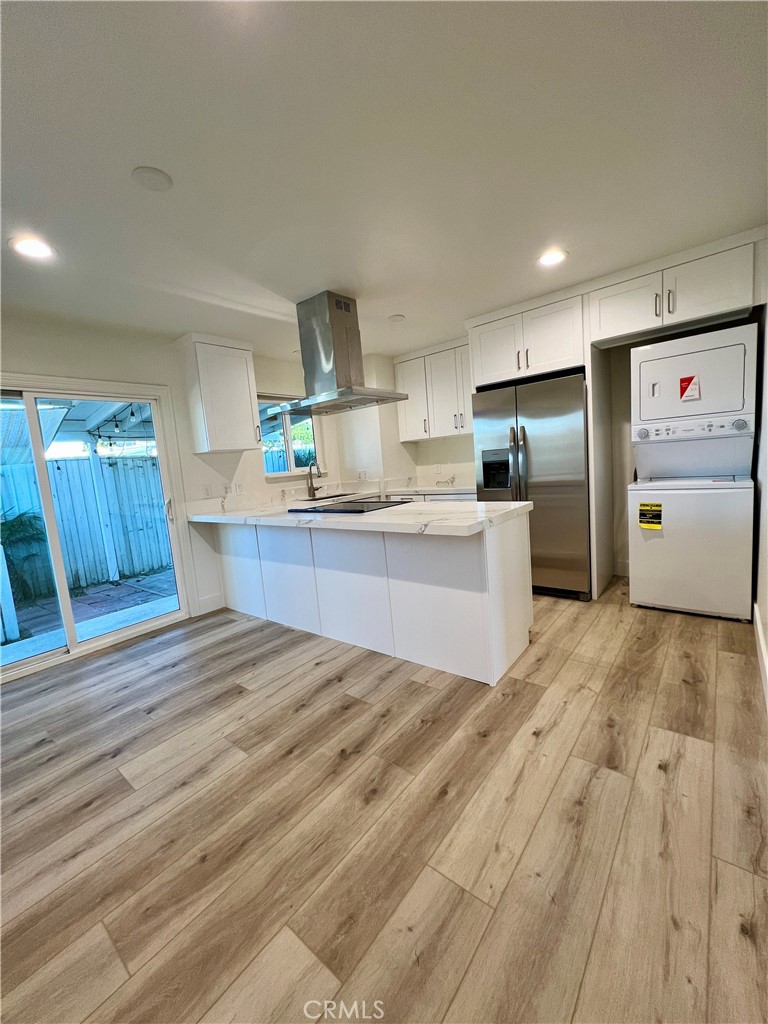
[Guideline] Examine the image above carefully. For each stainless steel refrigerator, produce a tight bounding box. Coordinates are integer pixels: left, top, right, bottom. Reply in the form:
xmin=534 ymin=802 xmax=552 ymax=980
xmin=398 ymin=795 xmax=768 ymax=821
xmin=473 ymin=370 xmax=590 ymax=598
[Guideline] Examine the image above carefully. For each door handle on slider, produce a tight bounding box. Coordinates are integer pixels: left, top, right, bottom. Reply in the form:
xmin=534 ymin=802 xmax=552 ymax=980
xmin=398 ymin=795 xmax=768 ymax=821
xmin=164 ymin=498 xmax=174 ymax=523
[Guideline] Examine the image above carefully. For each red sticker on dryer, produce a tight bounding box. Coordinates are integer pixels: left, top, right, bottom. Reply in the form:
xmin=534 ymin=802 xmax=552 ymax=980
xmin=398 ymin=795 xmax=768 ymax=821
xmin=680 ymin=375 xmax=700 ymax=401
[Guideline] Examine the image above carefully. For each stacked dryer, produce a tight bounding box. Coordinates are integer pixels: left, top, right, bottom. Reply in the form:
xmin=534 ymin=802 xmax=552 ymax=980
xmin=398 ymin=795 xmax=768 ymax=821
xmin=628 ymin=323 xmax=757 ymax=620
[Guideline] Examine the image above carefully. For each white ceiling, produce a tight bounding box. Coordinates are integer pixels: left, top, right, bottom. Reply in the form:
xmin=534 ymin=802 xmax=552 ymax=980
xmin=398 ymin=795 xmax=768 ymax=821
xmin=2 ymin=2 xmax=766 ymax=361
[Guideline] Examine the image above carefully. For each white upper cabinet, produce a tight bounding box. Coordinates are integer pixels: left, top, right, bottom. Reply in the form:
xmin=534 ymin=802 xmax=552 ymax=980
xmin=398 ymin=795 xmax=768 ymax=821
xmin=395 ymin=345 xmax=472 ymax=441
xmin=663 ymin=245 xmax=754 ymax=325
xmin=589 ymin=272 xmax=663 ymax=341
xmin=521 ymin=296 xmax=584 ymax=376
xmin=395 ymin=357 xmax=429 ymax=441
xmin=469 ymin=314 xmax=523 ymax=387
xmin=588 ymin=244 xmax=754 ymax=341
xmin=179 ymin=335 xmax=262 ymax=454
xmin=426 ymin=349 xmax=461 ymax=437
xmin=458 ymin=345 xmax=473 ymax=433
xmin=469 ymin=297 xmax=583 ymax=387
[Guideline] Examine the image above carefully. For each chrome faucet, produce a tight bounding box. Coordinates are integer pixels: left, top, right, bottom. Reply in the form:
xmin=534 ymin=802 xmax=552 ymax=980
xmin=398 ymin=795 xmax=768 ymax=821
xmin=306 ymin=460 xmax=324 ymax=499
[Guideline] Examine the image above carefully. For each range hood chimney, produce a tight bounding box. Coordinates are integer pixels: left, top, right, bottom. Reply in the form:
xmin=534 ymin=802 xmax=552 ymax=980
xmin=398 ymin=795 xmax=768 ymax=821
xmin=269 ymin=291 xmax=408 ymax=416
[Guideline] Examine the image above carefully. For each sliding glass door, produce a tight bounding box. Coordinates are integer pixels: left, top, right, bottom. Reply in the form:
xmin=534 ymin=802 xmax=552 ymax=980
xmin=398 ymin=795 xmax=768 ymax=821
xmin=1 ymin=389 xmax=183 ymax=670
xmin=0 ymin=394 xmax=68 ymax=664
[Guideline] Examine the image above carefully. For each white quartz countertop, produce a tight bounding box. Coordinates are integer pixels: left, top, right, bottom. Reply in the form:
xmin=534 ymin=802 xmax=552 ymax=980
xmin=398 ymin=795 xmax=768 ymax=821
xmin=189 ymin=499 xmax=532 ymax=537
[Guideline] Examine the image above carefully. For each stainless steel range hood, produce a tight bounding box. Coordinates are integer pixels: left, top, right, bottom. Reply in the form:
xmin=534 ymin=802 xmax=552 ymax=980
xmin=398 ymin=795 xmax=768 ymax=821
xmin=269 ymin=291 xmax=408 ymax=416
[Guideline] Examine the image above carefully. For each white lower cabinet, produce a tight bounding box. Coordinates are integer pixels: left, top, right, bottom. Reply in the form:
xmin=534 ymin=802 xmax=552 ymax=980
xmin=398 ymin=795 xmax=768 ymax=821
xmin=217 ymin=525 xmax=266 ymax=618
xmin=256 ymin=526 xmax=321 ymax=633
xmin=313 ymin=531 xmax=394 ymax=655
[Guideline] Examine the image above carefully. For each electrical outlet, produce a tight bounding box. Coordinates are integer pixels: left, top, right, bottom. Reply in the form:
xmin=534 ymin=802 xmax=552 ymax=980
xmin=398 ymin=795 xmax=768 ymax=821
xmin=203 ymin=485 xmax=213 ymax=498
xmin=223 ymin=484 xmax=233 ymax=496
xmin=435 ymin=465 xmax=442 ymax=474
xmin=235 ymin=483 xmax=244 ymax=496
xmin=357 ymin=470 xmax=368 ymax=481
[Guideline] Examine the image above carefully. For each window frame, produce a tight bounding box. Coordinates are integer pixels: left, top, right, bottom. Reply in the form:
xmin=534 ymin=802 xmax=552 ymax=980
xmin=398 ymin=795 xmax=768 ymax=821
xmin=258 ymin=394 xmax=322 ymax=478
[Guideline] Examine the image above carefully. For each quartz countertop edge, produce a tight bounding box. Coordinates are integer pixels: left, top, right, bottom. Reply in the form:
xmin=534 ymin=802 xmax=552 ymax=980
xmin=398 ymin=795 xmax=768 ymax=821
xmin=188 ymin=500 xmax=533 ymax=537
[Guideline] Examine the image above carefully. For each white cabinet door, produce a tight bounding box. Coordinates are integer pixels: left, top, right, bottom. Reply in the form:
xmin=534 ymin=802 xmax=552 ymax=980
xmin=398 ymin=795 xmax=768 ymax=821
xmin=195 ymin=342 xmax=261 ymax=452
xmin=469 ymin=314 xmax=523 ymax=387
xmin=426 ymin=349 xmax=460 ymax=438
xmin=521 ymin=296 xmax=584 ymax=375
xmin=588 ymin=272 xmax=663 ymax=342
xmin=395 ymin=358 xmax=429 ymax=441
xmin=457 ymin=346 xmax=473 ymax=433
xmin=663 ymin=244 xmax=754 ymax=325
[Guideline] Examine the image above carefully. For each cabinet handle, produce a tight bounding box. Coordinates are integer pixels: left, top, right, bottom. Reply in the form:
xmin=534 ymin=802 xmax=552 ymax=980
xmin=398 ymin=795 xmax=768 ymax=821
xmin=255 ymin=424 xmax=261 ymax=443
xmin=424 ymin=418 xmax=428 ymax=434
xmin=516 ymin=351 xmax=521 ymax=372
xmin=525 ymin=348 xmax=530 ymax=370
xmin=654 ymin=293 xmax=662 ymax=317
xmin=667 ymin=289 xmax=675 ymax=315
xmin=454 ymin=414 xmax=458 ymax=430
xmin=460 ymin=413 xmax=464 ymax=428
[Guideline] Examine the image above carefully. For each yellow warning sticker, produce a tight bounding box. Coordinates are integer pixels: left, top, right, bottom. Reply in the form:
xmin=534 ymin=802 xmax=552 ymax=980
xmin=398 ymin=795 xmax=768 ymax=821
xmin=639 ymin=502 xmax=662 ymax=530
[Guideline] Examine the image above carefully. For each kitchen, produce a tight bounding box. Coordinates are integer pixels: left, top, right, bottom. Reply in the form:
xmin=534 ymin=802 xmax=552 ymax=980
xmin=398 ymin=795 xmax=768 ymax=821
xmin=1 ymin=3 xmax=767 ymax=1024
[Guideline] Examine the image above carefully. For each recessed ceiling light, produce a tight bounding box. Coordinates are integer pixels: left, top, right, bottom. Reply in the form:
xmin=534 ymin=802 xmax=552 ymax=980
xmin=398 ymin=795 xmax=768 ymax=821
xmin=9 ymin=235 xmax=56 ymax=260
xmin=132 ymin=166 xmax=174 ymax=192
xmin=388 ymin=314 xmax=406 ymax=323
xmin=537 ymin=249 xmax=567 ymax=267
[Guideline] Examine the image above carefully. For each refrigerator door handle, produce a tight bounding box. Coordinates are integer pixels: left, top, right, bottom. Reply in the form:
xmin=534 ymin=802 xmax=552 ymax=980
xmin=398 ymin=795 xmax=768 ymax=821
xmin=508 ymin=425 xmax=519 ymax=500
xmin=518 ymin=425 xmax=528 ymax=500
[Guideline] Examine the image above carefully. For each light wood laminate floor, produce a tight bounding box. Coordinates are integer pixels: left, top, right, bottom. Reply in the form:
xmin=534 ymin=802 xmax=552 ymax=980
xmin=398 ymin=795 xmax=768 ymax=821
xmin=2 ymin=579 xmax=767 ymax=1024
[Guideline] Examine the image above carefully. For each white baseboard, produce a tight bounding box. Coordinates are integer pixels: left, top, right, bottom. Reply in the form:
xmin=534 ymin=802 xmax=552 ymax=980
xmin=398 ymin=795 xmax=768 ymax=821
xmin=754 ymin=603 xmax=768 ymax=713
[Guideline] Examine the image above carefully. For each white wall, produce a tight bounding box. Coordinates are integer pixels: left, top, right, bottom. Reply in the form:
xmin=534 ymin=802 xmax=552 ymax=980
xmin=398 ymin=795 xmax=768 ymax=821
xmin=609 ymin=346 xmax=633 ymax=575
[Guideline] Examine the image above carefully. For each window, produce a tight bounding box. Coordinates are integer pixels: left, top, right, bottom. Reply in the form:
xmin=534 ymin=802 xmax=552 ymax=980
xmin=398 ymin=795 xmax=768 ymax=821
xmin=258 ymin=397 xmax=318 ymax=475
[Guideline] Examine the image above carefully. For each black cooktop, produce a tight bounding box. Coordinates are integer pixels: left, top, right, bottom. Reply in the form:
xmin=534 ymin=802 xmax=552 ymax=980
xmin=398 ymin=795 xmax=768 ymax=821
xmin=288 ymin=499 xmax=412 ymax=514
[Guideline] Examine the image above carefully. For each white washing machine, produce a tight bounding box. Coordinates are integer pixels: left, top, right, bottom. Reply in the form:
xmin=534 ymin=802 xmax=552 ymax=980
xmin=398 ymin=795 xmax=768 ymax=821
xmin=628 ymin=477 xmax=754 ymax=620
xmin=628 ymin=323 xmax=757 ymax=620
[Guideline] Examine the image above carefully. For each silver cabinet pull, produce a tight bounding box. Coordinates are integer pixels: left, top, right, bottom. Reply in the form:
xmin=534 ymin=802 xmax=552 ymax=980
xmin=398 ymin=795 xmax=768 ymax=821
xmin=667 ymin=289 xmax=675 ymax=314
xmin=423 ymin=418 xmax=428 ymax=434
xmin=518 ymin=425 xmax=528 ymax=500
xmin=654 ymin=293 xmax=662 ymax=317
xmin=525 ymin=348 xmax=530 ymax=370
xmin=460 ymin=413 xmax=464 ymax=428
xmin=508 ymin=426 xmax=519 ymax=500
xmin=255 ymin=424 xmax=262 ymax=443
xmin=454 ymin=414 xmax=458 ymax=429
xmin=516 ymin=351 xmax=521 ymax=372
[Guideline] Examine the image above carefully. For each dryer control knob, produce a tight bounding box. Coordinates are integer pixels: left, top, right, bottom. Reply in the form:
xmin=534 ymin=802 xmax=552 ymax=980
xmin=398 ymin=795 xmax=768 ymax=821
xmin=637 ymin=428 xmax=650 ymax=440
xmin=733 ymin=419 xmax=748 ymax=431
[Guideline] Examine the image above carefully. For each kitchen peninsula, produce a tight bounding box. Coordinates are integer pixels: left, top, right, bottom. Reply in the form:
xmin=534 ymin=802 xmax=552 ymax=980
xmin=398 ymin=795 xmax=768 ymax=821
xmin=189 ymin=499 xmax=533 ymax=685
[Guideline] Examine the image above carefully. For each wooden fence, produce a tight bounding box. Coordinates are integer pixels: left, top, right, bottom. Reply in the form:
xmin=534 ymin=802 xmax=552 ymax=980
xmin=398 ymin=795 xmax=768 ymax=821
xmin=1 ymin=457 xmax=173 ymax=599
